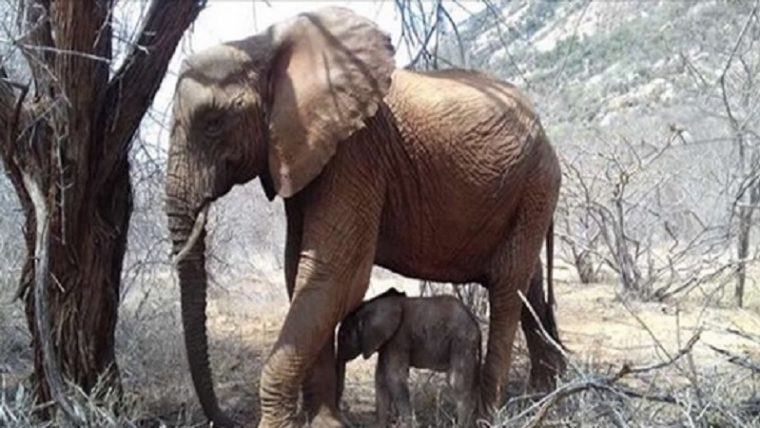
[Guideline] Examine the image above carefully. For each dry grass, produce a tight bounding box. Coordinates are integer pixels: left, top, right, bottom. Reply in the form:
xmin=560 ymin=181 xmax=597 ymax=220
xmin=1 ymin=271 xmax=759 ymax=427
xmin=485 ymin=276 xmax=760 ymax=427
xmin=0 ymin=275 xmax=277 ymax=427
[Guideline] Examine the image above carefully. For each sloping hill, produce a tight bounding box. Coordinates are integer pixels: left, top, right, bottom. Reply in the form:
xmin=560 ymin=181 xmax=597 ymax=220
xmin=451 ymin=0 xmax=752 ymax=132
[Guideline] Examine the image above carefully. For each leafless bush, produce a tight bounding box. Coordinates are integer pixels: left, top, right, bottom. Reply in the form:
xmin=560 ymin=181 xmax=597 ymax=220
xmin=557 ymin=125 xmax=747 ymax=301
xmin=679 ymin=3 xmax=760 ymax=307
xmin=490 ymin=310 xmax=760 ymax=427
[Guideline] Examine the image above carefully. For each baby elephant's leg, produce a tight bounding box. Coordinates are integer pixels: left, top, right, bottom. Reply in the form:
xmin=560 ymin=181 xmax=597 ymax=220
xmin=375 ymin=358 xmax=392 ymax=427
xmin=379 ymin=351 xmax=412 ymax=427
xmin=448 ymin=337 xmax=480 ymax=427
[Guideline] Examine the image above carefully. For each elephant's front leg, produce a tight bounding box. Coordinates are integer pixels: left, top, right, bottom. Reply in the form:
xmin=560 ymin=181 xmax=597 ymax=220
xmin=374 ymin=355 xmax=392 ymax=427
xmin=284 ymin=201 xmax=342 ymax=422
xmin=302 ymin=338 xmax=342 ymax=425
xmin=259 ymin=197 xmax=381 ymax=427
xmin=379 ymin=351 xmax=412 ymax=427
xmin=260 ymin=264 xmax=370 ymax=427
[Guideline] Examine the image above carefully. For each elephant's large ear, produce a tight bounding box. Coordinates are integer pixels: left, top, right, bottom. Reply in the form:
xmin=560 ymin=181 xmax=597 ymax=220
xmin=265 ymin=7 xmax=395 ymax=197
xmin=359 ymin=297 xmax=403 ymax=359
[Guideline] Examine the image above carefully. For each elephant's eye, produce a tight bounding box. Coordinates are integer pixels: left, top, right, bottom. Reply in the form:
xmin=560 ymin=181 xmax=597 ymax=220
xmin=204 ymin=115 xmax=224 ymax=138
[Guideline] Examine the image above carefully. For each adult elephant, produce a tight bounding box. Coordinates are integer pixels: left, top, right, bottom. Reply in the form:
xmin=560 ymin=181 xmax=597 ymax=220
xmin=166 ymin=7 xmax=562 ymax=427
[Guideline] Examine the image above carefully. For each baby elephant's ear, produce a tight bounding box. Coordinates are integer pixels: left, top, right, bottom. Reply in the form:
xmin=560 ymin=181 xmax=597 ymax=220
xmin=265 ymin=7 xmax=395 ymax=198
xmin=360 ymin=298 xmax=403 ymax=359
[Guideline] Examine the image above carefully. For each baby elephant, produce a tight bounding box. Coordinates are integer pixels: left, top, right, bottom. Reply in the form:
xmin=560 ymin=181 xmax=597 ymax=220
xmin=336 ymin=288 xmax=481 ymax=427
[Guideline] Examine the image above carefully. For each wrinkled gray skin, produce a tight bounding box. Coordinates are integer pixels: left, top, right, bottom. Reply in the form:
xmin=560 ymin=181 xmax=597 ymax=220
xmin=336 ymin=289 xmax=481 ymax=427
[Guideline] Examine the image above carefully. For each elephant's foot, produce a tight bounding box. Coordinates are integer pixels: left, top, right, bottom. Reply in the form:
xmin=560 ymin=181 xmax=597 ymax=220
xmin=210 ymin=412 xmax=240 ymax=428
xmin=474 ymin=399 xmax=495 ymax=428
xmin=256 ymin=418 xmax=300 ymax=428
xmin=258 ymin=372 xmax=301 ymax=427
xmin=394 ymin=416 xmax=414 ymax=428
xmin=527 ymin=349 xmax=566 ymax=393
xmin=309 ymin=406 xmax=347 ymax=428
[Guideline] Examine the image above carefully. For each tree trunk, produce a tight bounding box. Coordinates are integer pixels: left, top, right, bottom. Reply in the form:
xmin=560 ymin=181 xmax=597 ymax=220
xmin=574 ymin=250 xmax=597 ymax=284
xmin=0 ymin=0 xmax=205 ymax=417
xmin=736 ymin=207 xmax=749 ymax=308
xmin=18 ymin=161 xmax=132 ymax=401
xmin=612 ymin=196 xmax=642 ymax=295
xmin=735 ymin=142 xmax=759 ymax=308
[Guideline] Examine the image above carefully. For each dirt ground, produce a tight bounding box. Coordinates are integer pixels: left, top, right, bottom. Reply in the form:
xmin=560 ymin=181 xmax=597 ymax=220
xmin=200 ymin=269 xmax=760 ymax=427
xmin=2 ymin=262 xmax=758 ymax=426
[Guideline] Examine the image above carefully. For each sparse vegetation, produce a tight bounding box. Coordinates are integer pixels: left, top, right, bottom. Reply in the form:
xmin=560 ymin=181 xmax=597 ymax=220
xmin=1 ymin=0 xmax=759 ymax=426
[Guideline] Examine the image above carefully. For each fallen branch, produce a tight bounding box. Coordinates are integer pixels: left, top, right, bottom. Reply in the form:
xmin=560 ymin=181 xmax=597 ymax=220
xmin=708 ymin=344 xmax=760 ymax=374
xmin=501 ymin=370 xmax=678 ymax=428
xmin=727 ymin=328 xmax=760 ymax=343
xmin=627 ymin=332 xmax=701 ymax=375
xmin=497 ymin=324 xmax=700 ymax=428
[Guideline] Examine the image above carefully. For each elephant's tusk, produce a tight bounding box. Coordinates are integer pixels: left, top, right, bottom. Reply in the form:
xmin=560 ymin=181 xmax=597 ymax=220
xmin=173 ymin=204 xmax=209 ymax=265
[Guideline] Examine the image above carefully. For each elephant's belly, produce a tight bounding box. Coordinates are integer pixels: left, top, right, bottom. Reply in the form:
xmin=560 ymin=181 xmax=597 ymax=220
xmin=375 ymin=247 xmax=486 ymax=284
xmin=375 ymin=202 xmax=516 ymax=284
xmin=410 ymin=352 xmax=449 ymax=372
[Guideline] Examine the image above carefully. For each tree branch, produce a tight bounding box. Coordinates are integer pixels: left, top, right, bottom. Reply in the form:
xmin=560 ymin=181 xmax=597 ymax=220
xmin=100 ymin=0 xmax=206 ymax=178
xmin=708 ymin=344 xmax=760 ymax=373
xmin=18 ymin=0 xmax=55 ymax=94
xmin=52 ymin=0 xmax=114 ymax=123
xmin=0 ymin=70 xmax=22 ymax=154
xmin=0 ymin=68 xmax=35 ymax=303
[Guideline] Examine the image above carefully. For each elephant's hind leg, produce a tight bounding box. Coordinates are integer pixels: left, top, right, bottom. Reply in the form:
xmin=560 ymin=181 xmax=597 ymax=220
xmin=479 ymin=192 xmax=557 ymax=420
xmin=521 ymin=259 xmax=565 ymax=393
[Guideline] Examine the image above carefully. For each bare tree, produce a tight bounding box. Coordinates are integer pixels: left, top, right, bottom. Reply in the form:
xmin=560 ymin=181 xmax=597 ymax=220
xmin=558 ymin=126 xmax=736 ymax=300
xmin=557 ymin=153 xmax=603 ymax=284
xmin=682 ymin=2 xmax=760 ymax=307
xmin=395 ymin=0 xmax=468 ymax=70
xmin=720 ymin=5 xmax=760 ymax=307
xmin=0 ymin=0 xmax=204 ymax=418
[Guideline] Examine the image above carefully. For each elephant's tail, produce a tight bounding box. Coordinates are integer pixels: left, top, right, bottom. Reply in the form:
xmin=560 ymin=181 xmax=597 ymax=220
xmin=544 ymin=221 xmax=563 ymax=349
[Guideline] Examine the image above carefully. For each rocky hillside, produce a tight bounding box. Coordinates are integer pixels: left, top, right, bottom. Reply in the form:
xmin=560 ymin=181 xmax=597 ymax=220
xmin=447 ymin=2 xmax=753 ymax=214
xmin=453 ymin=1 xmax=750 ymax=128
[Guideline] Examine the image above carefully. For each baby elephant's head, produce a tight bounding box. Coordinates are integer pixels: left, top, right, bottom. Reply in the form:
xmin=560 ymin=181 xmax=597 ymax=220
xmin=337 ymin=288 xmax=406 ymax=361
xmin=335 ymin=288 xmax=406 ymax=400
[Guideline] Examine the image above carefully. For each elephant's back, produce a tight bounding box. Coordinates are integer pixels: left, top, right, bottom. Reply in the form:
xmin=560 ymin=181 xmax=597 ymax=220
xmin=375 ymin=69 xmax=554 ymax=282
xmin=384 ymin=69 xmax=542 ymax=154
xmin=387 ymin=68 xmax=536 ymax=112
xmin=383 ymin=68 xmax=547 ymax=203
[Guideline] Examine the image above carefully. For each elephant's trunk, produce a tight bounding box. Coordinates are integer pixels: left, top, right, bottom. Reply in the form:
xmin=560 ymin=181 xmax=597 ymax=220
xmin=167 ymin=178 xmax=233 ymax=427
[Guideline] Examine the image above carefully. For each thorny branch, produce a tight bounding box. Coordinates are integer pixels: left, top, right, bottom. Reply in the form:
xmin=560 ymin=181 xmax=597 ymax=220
xmin=100 ymin=0 xmax=206 ymax=180
xmin=396 ymin=0 xmax=467 ymax=70
xmin=16 ymin=0 xmax=55 ymax=95
xmin=500 ymin=338 xmax=697 ymax=428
